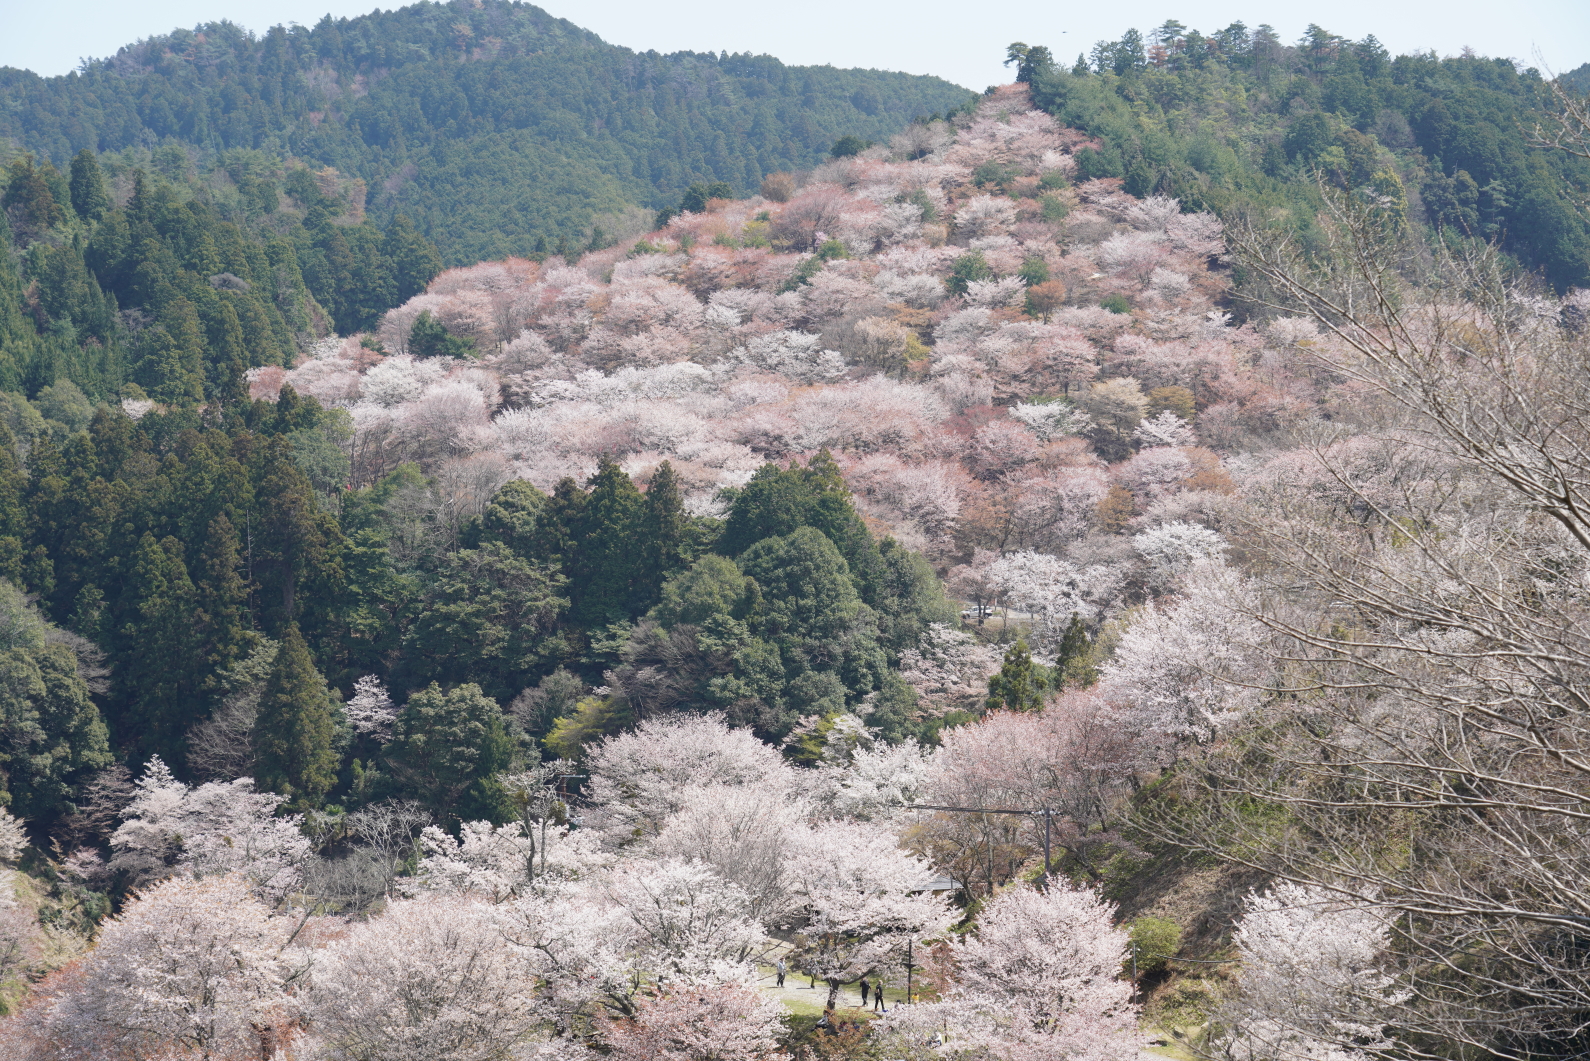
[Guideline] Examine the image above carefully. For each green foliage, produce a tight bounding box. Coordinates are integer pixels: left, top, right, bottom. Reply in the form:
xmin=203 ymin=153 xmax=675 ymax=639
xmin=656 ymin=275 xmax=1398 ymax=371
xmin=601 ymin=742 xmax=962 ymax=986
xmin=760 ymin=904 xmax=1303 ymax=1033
xmin=408 ymin=310 xmax=475 ymax=360
xmin=543 ymin=695 xmax=630 ymax=761
xmin=509 ymin=666 xmax=584 ymax=741
xmin=1018 ymin=256 xmax=1051 ymax=287
xmin=568 ymin=456 xmax=647 ymax=627
xmin=401 ymin=541 xmax=568 ymax=702
xmin=1100 ymin=293 xmax=1132 ymax=314
xmin=0 ymin=3 xmax=968 ymax=264
xmin=386 ymin=682 xmax=516 ymax=823
xmin=1146 ymin=385 xmax=1197 ymax=421
xmin=0 ymin=580 xmax=110 ymax=824
xmin=464 ymin=479 xmax=549 ymax=556
xmin=947 ymin=250 xmax=995 ymax=295
xmin=67 ymin=151 xmax=110 ymax=223
xmin=1053 ymin=614 xmax=1092 ymax=687
xmin=862 ymin=673 xmax=921 ymax=744
xmin=739 ymin=528 xmax=863 ymax=644
xmin=781 ymin=239 xmax=850 ymax=291
xmin=1025 ymin=29 xmax=1590 ymax=290
xmin=986 ymin=640 xmax=1048 ymax=712
xmin=831 ymin=135 xmax=869 ymax=158
xmin=252 ymin=624 xmax=339 ymax=805
xmin=681 ymin=181 xmax=736 ymax=214
xmin=0 ymin=151 xmax=440 ymax=404
xmin=650 ymin=553 xmax=755 ymax=628
xmin=1127 ymin=916 xmax=1184 ymax=975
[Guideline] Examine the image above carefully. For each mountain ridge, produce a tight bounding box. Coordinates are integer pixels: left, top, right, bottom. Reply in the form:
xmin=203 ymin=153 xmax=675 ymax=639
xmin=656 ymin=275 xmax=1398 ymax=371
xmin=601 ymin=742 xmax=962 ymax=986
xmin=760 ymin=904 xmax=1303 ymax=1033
xmin=0 ymin=0 xmax=973 ymax=263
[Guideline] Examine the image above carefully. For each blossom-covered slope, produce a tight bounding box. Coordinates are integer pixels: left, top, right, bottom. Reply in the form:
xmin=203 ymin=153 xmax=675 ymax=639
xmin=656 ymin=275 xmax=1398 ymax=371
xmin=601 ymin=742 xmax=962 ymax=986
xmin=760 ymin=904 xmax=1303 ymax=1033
xmin=261 ymin=83 xmax=1319 ymax=669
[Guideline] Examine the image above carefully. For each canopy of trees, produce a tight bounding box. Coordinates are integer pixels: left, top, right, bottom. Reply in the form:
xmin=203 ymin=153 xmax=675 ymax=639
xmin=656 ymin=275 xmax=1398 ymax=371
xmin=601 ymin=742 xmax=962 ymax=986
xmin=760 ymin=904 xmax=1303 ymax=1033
xmin=0 ymin=0 xmax=971 ymax=263
xmin=1019 ymin=22 xmax=1590 ymax=289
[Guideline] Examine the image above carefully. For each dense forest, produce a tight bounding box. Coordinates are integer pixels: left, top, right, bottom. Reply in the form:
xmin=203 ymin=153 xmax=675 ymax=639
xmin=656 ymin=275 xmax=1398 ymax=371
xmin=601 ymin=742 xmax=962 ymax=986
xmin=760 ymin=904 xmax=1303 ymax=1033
xmin=1011 ymin=24 xmax=1590 ymax=289
xmin=0 ymin=0 xmax=971 ymax=262
xmin=0 ymin=142 xmax=444 ymax=403
xmin=0 ymin=8 xmax=1587 ymax=1061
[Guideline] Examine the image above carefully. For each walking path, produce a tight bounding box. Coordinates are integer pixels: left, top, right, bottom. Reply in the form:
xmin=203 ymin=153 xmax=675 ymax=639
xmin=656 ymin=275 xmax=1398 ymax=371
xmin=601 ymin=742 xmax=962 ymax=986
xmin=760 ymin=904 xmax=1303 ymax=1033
xmin=750 ymin=947 xmax=905 ymax=1016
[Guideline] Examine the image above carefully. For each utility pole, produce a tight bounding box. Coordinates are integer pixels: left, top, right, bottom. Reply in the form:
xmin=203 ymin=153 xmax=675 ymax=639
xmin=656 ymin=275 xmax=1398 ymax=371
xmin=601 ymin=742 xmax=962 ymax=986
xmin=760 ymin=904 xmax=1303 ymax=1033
xmin=1041 ymin=807 xmax=1052 ymax=890
xmin=906 ymin=939 xmax=913 ymax=1005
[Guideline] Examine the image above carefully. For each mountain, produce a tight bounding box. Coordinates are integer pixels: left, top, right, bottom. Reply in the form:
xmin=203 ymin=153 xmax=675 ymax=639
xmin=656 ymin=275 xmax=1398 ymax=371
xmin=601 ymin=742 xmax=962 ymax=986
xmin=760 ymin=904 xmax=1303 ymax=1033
xmin=1016 ymin=25 xmax=1590 ymax=290
xmin=0 ymin=0 xmax=972 ymax=264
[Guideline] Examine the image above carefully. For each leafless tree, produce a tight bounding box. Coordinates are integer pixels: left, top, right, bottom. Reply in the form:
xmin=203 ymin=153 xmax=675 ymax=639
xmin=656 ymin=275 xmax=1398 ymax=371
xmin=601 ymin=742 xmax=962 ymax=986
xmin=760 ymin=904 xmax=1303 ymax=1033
xmin=185 ymin=687 xmax=260 ymax=781
xmin=1140 ymin=173 xmax=1590 ymax=1056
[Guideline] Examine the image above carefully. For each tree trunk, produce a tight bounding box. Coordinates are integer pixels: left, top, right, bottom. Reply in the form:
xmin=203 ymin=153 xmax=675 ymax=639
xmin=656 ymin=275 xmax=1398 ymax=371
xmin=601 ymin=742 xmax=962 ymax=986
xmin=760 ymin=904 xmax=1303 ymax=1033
xmin=826 ymin=979 xmax=841 ymax=1012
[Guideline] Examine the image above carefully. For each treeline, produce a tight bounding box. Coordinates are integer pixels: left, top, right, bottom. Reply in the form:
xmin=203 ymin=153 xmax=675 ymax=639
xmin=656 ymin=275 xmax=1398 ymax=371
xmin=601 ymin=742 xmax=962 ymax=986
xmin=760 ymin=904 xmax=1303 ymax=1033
xmin=0 ymin=148 xmax=440 ymax=402
xmin=0 ymin=366 xmax=955 ymax=827
xmin=0 ymin=0 xmax=971 ymax=263
xmin=1009 ymin=24 xmax=1590 ymax=289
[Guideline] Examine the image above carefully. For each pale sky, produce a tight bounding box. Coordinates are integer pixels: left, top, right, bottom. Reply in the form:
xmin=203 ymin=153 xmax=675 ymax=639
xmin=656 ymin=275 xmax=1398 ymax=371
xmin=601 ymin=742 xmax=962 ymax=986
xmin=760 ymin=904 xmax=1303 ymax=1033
xmin=1 ymin=0 xmax=1586 ymax=91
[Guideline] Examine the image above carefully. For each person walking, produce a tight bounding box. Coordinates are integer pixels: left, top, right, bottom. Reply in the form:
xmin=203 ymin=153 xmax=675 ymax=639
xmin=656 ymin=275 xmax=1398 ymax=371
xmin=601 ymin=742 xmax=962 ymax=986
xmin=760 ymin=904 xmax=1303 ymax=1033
xmin=872 ymin=979 xmax=886 ymax=1013
xmin=860 ymin=978 xmax=870 ymax=1007
xmin=776 ymin=959 xmax=786 ymax=988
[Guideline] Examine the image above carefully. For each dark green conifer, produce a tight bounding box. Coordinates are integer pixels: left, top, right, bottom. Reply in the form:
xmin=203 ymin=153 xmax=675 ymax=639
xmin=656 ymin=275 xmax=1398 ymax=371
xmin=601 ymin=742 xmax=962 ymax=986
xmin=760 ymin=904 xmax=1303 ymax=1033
xmin=986 ymin=639 xmax=1045 ymax=712
xmin=195 ymin=514 xmax=253 ymax=684
xmin=571 ymin=457 xmax=644 ymax=627
xmin=116 ymin=533 xmax=200 ymax=758
xmin=251 ymin=624 xmax=338 ymax=803
xmin=638 ymin=460 xmax=686 ymax=610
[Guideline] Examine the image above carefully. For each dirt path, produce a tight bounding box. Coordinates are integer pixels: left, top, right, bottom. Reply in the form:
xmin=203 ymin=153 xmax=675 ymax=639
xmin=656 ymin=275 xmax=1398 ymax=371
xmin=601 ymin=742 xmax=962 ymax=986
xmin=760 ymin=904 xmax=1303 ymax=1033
xmin=750 ymin=946 xmax=905 ymax=1016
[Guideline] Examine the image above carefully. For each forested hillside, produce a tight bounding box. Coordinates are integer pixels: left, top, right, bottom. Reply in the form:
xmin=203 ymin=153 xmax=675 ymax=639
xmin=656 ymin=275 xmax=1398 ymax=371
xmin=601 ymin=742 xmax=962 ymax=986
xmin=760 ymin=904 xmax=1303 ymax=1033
xmin=1012 ymin=23 xmax=1590 ymax=289
xmin=0 ymin=146 xmax=442 ymax=401
xmin=0 ymin=12 xmax=1586 ymax=1060
xmin=0 ymin=0 xmax=971 ymax=263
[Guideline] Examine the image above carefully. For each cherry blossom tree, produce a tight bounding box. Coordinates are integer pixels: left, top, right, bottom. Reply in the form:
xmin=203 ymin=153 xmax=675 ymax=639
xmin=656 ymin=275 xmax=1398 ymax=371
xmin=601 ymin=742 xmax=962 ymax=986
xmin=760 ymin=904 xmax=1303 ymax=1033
xmin=1100 ymin=561 xmax=1269 ymax=743
xmin=955 ymin=883 xmax=1133 ymax=1008
xmin=45 ymin=874 xmax=289 ymax=1060
xmin=498 ymin=889 xmax=637 ymax=1020
xmin=919 ymin=696 xmax=1142 ymax=887
xmin=585 ymin=717 xmax=793 ymax=845
xmin=109 ymin=757 xmax=312 ymax=898
xmin=967 ymin=419 xmax=1040 ymax=479
xmin=305 ymin=893 xmax=555 ymax=1061
xmin=603 ymin=858 xmax=767 ymax=977
xmin=1134 ymin=409 xmax=1196 ymax=447
xmin=989 ymin=551 xmax=1124 ymax=654
xmin=1132 ymin=520 xmax=1227 ymax=585
xmin=785 ymin=820 xmax=954 ymax=1011
xmin=651 ymin=785 xmax=809 ymax=926
xmin=600 ymin=980 xmax=787 ymax=1061
xmin=1009 ymin=399 xmax=1093 ymax=441
xmin=345 ymin=674 xmax=397 ymax=742
xmin=875 ymin=882 xmax=1140 ymax=1061
xmin=818 ymin=737 xmax=933 ymax=822
xmin=898 ymin=623 xmax=1003 ymax=714
xmin=1219 ymin=882 xmax=1407 ymax=1061
xmin=954 ymin=196 xmax=1019 ymax=240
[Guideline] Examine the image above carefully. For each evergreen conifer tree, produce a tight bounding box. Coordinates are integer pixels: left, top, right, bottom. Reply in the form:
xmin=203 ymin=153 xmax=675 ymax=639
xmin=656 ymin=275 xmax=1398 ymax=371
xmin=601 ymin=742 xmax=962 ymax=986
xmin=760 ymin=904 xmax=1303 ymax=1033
xmin=986 ymin=639 xmax=1045 ymax=712
xmin=115 ymin=533 xmax=201 ymax=758
xmin=251 ymin=624 xmax=338 ymax=803
xmin=253 ymin=436 xmax=341 ymax=632
xmin=1055 ymin=614 xmax=1091 ymax=686
xmin=195 ymin=515 xmax=252 ymax=685
xmin=0 ymin=421 xmax=30 ymax=585
xmin=383 ymin=214 xmax=443 ymax=302
xmin=571 ymin=457 xmax=643 ymax=627
xmin=68 ymin=150 xmax=110 ymax=222
xmin=638 ymin=460 xmax=686 ymax=611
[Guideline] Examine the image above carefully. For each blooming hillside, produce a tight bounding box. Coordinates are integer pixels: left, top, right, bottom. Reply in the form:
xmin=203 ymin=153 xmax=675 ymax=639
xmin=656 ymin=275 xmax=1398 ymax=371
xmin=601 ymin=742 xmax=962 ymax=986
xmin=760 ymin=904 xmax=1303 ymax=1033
xmin=260 ymin=85 xmax=1327 ymax=667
